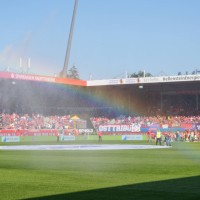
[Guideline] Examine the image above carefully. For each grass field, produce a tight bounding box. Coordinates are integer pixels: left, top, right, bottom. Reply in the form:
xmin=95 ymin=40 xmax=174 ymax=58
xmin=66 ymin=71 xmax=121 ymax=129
xmin=0 ymin=140 xmax=200 ymax=200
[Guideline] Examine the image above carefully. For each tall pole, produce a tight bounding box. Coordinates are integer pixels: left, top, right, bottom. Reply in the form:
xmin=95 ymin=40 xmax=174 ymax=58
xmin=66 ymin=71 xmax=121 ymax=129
xmin=61 ymin=0 xmax=78 ymax=77
xmin=20 ymin=57 xmax=22 ymax=72
xmin=27 ymin=58 xmax=31 ymax=73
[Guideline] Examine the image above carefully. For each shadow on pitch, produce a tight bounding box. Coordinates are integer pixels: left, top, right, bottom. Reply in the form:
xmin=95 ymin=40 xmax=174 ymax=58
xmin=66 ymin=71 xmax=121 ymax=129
xmin=23 ymin=176 xmax=200 ymax=200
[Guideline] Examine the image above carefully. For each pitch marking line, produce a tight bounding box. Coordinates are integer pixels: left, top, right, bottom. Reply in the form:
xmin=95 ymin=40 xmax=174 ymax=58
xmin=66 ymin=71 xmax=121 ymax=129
xmin=0 ymin=144 xmax=171 ymax=151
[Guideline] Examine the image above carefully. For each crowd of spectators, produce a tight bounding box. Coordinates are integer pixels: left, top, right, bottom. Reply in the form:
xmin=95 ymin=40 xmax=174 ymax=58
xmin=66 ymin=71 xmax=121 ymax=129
xmin=90 ymin=115 xmax=200 ymax=142
xmin=1 ymin=113 xmax=200 ymax=130
xmin=0 ymin=113 xmax=74 ymax=130
xmin=0 ymin=112 xmax=200 ymax=142
xmin=90 ymin=115 xmax=200 ymax=128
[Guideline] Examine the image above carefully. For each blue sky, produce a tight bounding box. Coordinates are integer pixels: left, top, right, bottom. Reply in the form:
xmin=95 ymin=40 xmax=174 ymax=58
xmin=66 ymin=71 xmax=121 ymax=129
xmin=0 ymin=0 xmax=200 ymax=80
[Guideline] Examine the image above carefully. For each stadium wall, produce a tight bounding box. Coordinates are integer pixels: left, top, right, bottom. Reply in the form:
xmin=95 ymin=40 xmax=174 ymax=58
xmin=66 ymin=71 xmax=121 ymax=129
xmin=0 ymin=72 xmax=86 ymax=86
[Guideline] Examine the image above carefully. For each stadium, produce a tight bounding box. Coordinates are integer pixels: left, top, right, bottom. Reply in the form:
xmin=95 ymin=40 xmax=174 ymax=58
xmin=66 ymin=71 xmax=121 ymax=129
xmin=1 ymin=1 xmax=200 ymax=200
xmin=1 ymin=71 xmax=200 ymax=199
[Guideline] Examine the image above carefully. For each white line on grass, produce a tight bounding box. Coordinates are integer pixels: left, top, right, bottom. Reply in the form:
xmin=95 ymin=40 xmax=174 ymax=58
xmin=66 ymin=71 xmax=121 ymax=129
xmin=0 ymin=145 xmax=172 ymax=150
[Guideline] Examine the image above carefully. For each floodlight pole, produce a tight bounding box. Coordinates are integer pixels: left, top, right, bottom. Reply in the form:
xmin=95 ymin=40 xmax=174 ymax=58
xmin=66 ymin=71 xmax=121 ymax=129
xmin=61 ymin=0 xmax=78 ymax=78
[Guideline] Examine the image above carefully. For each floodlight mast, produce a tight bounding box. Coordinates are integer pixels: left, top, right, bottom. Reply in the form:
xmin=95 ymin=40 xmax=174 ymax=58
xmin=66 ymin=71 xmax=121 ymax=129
xmin=61 ymin=0 xmax=78 ymax=78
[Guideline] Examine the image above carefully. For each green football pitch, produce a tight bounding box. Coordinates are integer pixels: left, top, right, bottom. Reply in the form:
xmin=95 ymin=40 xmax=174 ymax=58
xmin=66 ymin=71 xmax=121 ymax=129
xmin=0 ymin=141 xmax=200 ymax=200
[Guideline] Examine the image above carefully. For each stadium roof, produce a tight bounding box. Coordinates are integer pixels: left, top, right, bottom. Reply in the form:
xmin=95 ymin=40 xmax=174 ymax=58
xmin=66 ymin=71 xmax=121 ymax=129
xmin=1 ymin=71 xmax=200 ymax=89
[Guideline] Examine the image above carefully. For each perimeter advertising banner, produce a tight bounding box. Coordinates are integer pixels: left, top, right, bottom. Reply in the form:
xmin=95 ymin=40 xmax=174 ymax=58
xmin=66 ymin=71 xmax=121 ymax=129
xmin=2 ymin=136 xmax=20 ymax=142
xmin=60 ymin=135 xmax=75 ymax=141
xmin=122 ymin=135 xmax=143 ymax=140
xmin=180 ymin=123 xmax=194 ymax=130
xmin=0 ymin=129 xmax=58 ymax=136
xmin=79 ymin=129 xmax=94 ymax=134
xmin=25 ymin=130 xmax=57 ymax=136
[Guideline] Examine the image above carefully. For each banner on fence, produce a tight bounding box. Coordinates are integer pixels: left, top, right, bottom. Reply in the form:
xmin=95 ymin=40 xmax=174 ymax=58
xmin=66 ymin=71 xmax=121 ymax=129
xmin=60 ymin=135 xmax=75 ymax=141
xmin=122 ymin=135 xmax=143 ymax=141
xmin=2 ymin=136 xmax=20 ymax=142
xmin=99 ymin=124 xmax=141 ymax=133
xmin=79 ymin=129 xmax=94 ymax=134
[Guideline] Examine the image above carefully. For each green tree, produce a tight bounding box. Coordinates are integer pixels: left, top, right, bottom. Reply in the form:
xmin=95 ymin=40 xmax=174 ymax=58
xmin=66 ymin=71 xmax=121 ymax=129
xmin=67 ymin=65 xmax=80 ymax=79
xmin=129 ymin=70 xmax=152 ymax=78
